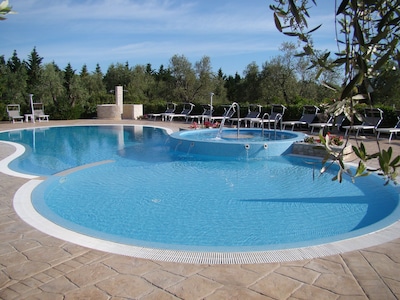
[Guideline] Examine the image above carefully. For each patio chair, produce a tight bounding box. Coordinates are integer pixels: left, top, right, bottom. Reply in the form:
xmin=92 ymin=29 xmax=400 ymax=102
xmin=230 ymin=104 xmax=262 ymax=127
xmin=166 ymin=102 xmax=195 ymax=122
xmin=282 ymin=105 xmax=319 ymax=130
xmin=33 ymin=103 xmax=49 ymax=122
xmin=254 ymin=104 xmax=287 ymax=130
xmin=188 ymin=104 xmax=214 ymax=124
xmin=309 ymin=114 xmax=346 ymax=134
xmin=148 ymin=102 xmax=177 ymax=121
xmin=203 ymin=105 xmax=236 ymax=124
xmin=6 ymin=104 xmax=24 ymax=123
xmin=343 ymin=108 xmax=383 ymax=137
xmin=376 ymin=110 xmax=400 ymax=143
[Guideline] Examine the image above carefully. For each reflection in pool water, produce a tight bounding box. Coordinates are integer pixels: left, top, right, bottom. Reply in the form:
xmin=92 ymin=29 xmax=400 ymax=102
xmin=1 ymin=125 xmax=399 ymax=254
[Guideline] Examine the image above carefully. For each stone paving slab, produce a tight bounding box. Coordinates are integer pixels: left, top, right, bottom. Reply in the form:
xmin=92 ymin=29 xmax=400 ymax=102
xmin=0 ymin=120 xmax=399 ymax=299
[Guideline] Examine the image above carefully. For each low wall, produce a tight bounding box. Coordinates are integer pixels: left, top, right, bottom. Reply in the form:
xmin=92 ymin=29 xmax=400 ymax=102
xmin=123 ymin=104 xmax=143 ymax=120
xmin=292 ymin=142 xmax=355 ymax=161
xmin=97 ymin=105 xmax=121 ymax=120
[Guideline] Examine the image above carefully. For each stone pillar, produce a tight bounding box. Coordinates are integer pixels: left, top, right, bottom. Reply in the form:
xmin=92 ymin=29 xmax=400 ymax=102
xmin=115 ymin=86 xmax=123 ymax=115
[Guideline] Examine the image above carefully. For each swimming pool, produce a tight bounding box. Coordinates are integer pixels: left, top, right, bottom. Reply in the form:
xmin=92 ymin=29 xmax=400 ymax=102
xmin=1 ymin=125 xmax=399 ymax=264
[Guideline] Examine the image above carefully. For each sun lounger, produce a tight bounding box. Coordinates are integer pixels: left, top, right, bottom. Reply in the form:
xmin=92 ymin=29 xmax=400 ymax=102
xmin=229 ymin=104 xmax=262 ymax=127
xmin=282 ymin=105 xmax=319 ymax=130
xmin=165 ymin=102 xmax=195 ymax=122
xmin=376 ymin=111 xmax=400 ymax=143
xmin=188 ymin=104 xmax=214 ymax=124
xmin=254 ymin=104 xmax=286 ymax=130
xmin=148 ymin=102 xmax=176 ymax=121
xmin=203 ymin=105 xmax=236 ymax=124
xmin=6 ymin=104 xmax=24 ymax=123
xmin=33 ymin=103 xmax=49 ymax=122
xmin=343 ymin=108 xmax=383 ymax=137
xmin=309 ymin=114 xmax=346 ymax=134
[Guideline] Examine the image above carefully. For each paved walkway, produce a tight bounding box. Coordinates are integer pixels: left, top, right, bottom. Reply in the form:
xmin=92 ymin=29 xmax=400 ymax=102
xmin=0 ymin=119 xmax=399 ymax=299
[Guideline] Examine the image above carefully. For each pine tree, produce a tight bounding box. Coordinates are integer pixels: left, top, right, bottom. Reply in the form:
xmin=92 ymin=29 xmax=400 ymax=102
xmin=25 ymin=47 xmax=43 ymax=95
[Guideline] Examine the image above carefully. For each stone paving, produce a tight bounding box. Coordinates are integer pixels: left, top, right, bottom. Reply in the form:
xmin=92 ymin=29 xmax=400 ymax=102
xmin=0 ymin=119 xmax=399 ymax=299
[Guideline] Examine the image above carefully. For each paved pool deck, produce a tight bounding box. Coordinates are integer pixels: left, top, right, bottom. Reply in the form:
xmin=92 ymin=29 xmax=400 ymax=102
xmin=0 ymin=119 xmax=399 ymax=299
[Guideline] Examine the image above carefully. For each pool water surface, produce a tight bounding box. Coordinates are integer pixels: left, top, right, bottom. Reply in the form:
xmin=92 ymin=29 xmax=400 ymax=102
xmin=1 ymin=125 xmax=399 ymax=255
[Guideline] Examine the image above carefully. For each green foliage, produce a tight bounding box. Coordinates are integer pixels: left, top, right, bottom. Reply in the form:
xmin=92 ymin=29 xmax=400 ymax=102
xmin=0 ymin=0 xmax=15 ymax=20
xmin=271 ymin=0 xmax=400 ymax=185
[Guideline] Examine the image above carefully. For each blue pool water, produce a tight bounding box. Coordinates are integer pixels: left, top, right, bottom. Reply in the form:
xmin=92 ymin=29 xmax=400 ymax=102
xmin=169 ymin=128 xmax=304 ymax=157
xmin=1 ymin=125 xmax=399 ymax=252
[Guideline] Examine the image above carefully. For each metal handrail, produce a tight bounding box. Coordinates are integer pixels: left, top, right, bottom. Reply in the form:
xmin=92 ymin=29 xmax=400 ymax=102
xmin=217 ymin=102 xmax=240 ymax=139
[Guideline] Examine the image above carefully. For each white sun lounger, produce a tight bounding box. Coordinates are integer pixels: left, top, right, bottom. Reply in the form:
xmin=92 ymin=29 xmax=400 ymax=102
xmin=148 ymin=102 xmax=176 ymax=121
xmin=165 ymin=102 xmax=195 ymax=122
xmin=203 ymin=105 xmax=236 ymax=124
xmin=282 ymin=105 xmax=319 ymax=130
xmin=229 ymin=104 xmax=262 ymax=127
xmin=343 ymin=108 xmax=383 ymax=137
xmin=376 ymin=111 xmax=400 ymax=143
xmin=188 ymin=104 xmax=214 ymax=124
xmin=309 ymin=114 xmax=346 ymax=134
xmin=6 ymin=104 xmax=24 ymax=123
xmin=254 ymin=104 xmax=287 ymax=130
xmin=33 ymin=103 xmax=49 ymax=122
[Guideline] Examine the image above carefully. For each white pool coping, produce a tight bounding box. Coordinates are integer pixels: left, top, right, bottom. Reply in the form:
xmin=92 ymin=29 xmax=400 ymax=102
xmin=2 ymin=124 xmax=400 ymax=264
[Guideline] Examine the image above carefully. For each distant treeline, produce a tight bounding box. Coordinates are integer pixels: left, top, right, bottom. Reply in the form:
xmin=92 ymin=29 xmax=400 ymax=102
xmin=1 ymin=44 xmax=399 ymax=123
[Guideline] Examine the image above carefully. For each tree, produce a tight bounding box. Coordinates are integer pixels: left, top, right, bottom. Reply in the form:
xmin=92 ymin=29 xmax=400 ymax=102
xmin=25 ymin=47 xmax=43 ymax=96
xmin=169 ymin=54 xmax=198 ymax=102
xmin=225 ymin=73 xmax=242 ymax=103
xmin=81 ymin=64 xmax=107 ymax=104
xmin=194 ymin=56 xmax=215 ymax=102
xmin=153 ymin=64 xmax=174 ymax=102
xmin=5 ymin=51 xmax=27 ymax=104
xmin=126 ymin=64 xmax=156 ymax=103
xmin=80 ymin=64 xmax=89 ymax=79
xmin=241 ymin=62 xmax=263 ymax=103
xmin=39 ymin=62 xmax=64 ymax=105
xmin=213 ymin=69 xmax=228 ymax=104
xmin=0 ymin=56 xmax=7 ymax=101
xmin=63 ymin=63 xmax=87 ymax=108
xmin=270 ymin=0 xmax=400 ymax=184
xmin=103 ymin=62 xmax=134 ymax=92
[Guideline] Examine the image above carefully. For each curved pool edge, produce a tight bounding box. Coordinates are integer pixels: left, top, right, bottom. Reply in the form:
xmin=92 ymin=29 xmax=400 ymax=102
xmin=0 ymin=124 xmax=173 ymax=179
xmin=2 ymin=124 xmax=400 ymax=264
xmin=0 ymin=141 xmax=39 ymax=179
xmin=13 ymin=177 xmax=400 ymax=264
xmin=169 ymin=128 xmax=305 ymax=158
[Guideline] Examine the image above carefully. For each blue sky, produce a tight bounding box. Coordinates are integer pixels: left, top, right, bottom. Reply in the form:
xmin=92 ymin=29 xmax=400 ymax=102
xmin=2 ymin=0 xmax=337 ymax=76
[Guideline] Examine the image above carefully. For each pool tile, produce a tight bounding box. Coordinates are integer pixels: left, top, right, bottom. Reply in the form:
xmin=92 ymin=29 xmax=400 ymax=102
xmin=64 ymin=286 xmax=109 ymax=300
xmin=199 ymin=265 xmax=264 ymax=286
xmin=102 ymin=256 xmax=160 ymax=275
xmin=290 ymin=284 xmax=338 ymax=299
xmin=6 ymin=261 xmax=50 ymax=281
xmin=275 ymin=265 xmax=320 ymax=284
xmin=65 ymin=264 xmax=118 ymax=287
xmin=249 ymin=272 xmax=302 ymax=299
xmin=140 ymin=289 xmax=180 ymax=300
xmin=95 ymin=274 xmax=155 ymax=298
xmin=40 ymin=276 xmax=79 ymax=294
xmin=314 ymin=273 xmax=365 ymax=296
xmin=142 ymin=269 xmax=185 ymax=289
xmin=205 ymin=286 xmax=273 ymax=299
xmin=166 ymin=275 xmax=223 ymax=299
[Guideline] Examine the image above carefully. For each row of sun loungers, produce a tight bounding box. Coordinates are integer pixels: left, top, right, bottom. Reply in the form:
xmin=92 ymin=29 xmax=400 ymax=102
xmin=149 ymin=102 xmax=399 ymax=142
xmin=6 ymin=103 xmax=50 ymax=123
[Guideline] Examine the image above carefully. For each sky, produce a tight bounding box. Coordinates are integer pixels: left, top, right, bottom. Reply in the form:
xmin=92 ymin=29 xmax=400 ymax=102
xmin=2 ymin=0 xmax=337 ymax=76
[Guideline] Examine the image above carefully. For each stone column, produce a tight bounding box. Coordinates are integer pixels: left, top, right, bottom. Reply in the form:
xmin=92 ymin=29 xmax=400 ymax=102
xmin=115 ymin=86 xmax=123 ymax=115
